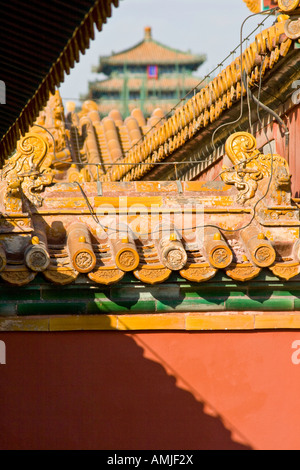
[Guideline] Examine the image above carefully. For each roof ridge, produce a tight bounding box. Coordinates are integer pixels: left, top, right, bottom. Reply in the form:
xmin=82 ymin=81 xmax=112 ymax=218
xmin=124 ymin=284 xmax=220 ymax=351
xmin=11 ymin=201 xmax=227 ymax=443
xmin=103 ymin=39 xmax=147 ymax=59
xmin=146 ymin=37 xmax=204 ymax=59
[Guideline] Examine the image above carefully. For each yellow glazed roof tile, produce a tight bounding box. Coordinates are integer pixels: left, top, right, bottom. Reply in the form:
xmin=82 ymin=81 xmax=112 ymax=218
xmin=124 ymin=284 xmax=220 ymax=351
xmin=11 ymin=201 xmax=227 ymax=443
xmin=243 ymin=0 xmax=261 ymax=13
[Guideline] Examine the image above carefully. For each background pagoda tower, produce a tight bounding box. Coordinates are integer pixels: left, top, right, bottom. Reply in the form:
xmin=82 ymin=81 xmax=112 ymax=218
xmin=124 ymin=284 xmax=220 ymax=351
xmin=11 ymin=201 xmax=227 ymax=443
xmin=86 ymin=26 xmax=206 ymax=118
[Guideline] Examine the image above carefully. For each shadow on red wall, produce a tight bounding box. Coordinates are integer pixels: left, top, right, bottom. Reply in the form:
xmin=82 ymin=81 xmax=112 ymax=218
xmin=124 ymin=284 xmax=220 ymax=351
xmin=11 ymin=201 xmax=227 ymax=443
xmin=0 ymin=331 xmax=251 ymax=450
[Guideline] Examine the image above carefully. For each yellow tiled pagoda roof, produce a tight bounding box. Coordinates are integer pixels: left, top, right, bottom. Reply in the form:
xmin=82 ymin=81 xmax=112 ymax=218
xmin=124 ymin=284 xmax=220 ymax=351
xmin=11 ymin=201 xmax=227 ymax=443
xmin=97 ymin=27 xmax=206 ymax=72
xmin=104 ymin=41 xmax=204 ymax=65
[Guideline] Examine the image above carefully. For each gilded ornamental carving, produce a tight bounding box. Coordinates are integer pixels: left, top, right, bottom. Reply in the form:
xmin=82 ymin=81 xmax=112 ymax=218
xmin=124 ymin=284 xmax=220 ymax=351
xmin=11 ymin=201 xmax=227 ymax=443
xmin=1 ymin=133 xmax=53 ymax=210
xmin=221 ymin=132 xmax=291 ymax=206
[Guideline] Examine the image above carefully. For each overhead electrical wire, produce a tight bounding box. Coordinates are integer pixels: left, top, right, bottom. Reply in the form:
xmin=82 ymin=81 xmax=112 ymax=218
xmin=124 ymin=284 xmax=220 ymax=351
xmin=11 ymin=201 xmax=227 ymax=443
xmin=28 ymin=6 xmax=289 ymax=240
xmin=64 ymin=53 xmax=278 ymax=239
xmin=211 ymin=7 xmax=278 ymax=153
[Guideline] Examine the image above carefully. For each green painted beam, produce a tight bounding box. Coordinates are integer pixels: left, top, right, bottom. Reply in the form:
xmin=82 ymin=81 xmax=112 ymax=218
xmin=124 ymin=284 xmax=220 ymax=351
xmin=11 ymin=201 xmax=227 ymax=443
xmin=0 ymin=272 xmax=299 ymax=316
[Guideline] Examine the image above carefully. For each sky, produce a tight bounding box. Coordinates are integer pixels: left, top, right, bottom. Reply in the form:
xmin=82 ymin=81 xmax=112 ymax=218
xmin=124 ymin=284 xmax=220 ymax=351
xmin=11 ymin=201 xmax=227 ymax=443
xmin=58 ymin=0 xmax=275 ymax=107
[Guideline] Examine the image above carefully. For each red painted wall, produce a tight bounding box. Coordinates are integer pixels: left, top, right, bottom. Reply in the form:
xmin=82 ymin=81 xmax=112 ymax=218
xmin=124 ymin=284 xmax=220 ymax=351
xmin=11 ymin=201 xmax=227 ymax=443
xmin=0 ymin=330 xmax=300 ymax=450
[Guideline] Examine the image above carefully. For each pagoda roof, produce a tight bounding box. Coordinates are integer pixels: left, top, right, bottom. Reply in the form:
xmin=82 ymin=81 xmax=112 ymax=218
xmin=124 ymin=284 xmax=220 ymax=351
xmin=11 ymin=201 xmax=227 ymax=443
xmin=97 ymin=27 xmax=206 ymax=74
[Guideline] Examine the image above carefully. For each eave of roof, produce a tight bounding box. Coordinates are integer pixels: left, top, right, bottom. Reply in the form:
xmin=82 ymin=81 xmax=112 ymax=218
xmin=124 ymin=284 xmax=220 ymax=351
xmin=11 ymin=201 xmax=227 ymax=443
xmin=90 ymin=75 xmax=203 ymax=91
xmin=0 ymin=0 xmax=119 ymax=163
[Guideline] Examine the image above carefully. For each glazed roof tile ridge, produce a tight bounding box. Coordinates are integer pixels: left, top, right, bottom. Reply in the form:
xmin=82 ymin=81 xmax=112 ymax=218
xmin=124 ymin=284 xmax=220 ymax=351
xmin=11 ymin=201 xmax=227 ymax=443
xmin=101 ymin=19 xmax=294 ymax=183
xmin=0 ymin=0 xmax=119 ymax=162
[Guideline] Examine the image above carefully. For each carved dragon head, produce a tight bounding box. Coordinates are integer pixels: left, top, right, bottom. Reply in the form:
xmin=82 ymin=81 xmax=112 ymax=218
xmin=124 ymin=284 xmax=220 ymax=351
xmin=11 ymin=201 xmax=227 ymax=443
xmin=221 ymin=132 xmax=291 ymax=206
xmin=1 ymin=133 xmax=54 ymax=210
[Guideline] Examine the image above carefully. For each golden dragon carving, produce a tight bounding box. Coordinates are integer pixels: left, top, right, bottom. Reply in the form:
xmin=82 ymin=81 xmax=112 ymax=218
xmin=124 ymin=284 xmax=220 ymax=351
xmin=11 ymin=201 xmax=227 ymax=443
xmin=221 ymin=132 xmax=291 ymax=206
xmin=1 ymin=133 xmax=54 ymax=210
